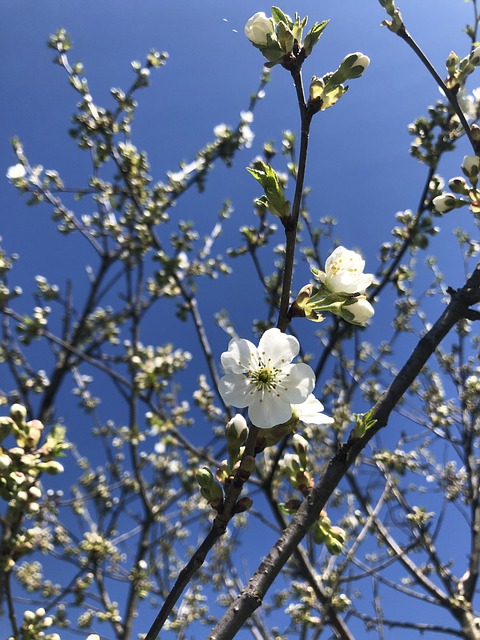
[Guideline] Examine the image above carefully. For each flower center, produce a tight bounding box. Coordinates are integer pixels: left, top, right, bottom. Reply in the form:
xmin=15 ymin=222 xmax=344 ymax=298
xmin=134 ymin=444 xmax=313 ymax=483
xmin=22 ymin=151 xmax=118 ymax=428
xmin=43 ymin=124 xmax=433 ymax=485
xmin=250 ymin=365 xmax=279 ymax=391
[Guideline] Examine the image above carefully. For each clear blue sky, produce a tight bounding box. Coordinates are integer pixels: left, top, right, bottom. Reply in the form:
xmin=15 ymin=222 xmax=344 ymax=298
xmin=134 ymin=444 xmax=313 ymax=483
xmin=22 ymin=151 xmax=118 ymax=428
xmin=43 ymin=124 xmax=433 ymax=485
xmin=1 ymin=1 xmax=477 ymax=638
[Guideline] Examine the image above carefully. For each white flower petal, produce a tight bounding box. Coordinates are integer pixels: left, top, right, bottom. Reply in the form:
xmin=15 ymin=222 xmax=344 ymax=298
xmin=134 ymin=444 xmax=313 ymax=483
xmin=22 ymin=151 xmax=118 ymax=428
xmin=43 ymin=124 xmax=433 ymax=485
xmin=221 ymin=337 xmax=257 ymax=374
xmin=248 ymin=394 xmax=292 ymax=429
xmin=218 ymin=373 xmax=253 ymax=408
xmin=258 ymin=327 xmax=299 ymax=366
xmin=294 ymin=394 xmax=334 ymax=425
xmin=279 ymin=363 xmax=315 ymax=404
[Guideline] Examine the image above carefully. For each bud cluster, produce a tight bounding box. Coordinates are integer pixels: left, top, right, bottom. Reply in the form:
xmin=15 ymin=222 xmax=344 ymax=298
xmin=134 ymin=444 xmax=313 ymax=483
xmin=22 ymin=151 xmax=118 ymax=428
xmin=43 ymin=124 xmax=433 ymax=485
xmin=312 ymin=511 xmax=347 ymax=555
xmin=433 ymin=154 xmax=480 ymax=215
xmin=7 ymin=607 xmax=58 ymax=640
xmin=280 ymin=434 xmax=313 ymax=495
xmin=245 ymin=7 xmax=328 ymax=68
xmin=0 ymin=404 xmax=67 ymax=516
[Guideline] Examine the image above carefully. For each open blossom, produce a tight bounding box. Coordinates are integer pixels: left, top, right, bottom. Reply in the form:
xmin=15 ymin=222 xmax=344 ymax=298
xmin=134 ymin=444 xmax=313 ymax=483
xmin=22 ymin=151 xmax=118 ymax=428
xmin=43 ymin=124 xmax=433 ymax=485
xmin=244 ymin=12 xmax=275 ymax=46
xmin=293 ymin=394 xmax=334 ymax=426
xmin=218 ymin=328 xmax=315 ymax=429
xmin=316 ymin=246 xmax=374 ymax=295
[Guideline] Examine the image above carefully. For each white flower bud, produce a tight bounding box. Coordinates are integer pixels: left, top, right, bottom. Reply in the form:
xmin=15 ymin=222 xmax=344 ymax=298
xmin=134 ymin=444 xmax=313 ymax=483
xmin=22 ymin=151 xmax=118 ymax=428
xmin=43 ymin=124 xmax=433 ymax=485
xmin=352 ymin=52 xmax=370 ymax=71
xmin=342 ymin=297 xmax=375 ymax=325
xmin=0 ymin=454 xmax=11 ymax=470
xmin=10 ymin=403 xmax=27 ymax=425
xmin=461 ymin=155 xmax=480 ymax=178
xmin=226 ymin=414 xmax=249 ymax=442
xmin=245 ymin=12 xmax=275 ymax=46
xmin=432 ymin=193 xmax=457 ymax=213
xmin=471 ymin=46 xmax=480 ymax=65
xmin=6 ymin=164 xmax=26 ymax=181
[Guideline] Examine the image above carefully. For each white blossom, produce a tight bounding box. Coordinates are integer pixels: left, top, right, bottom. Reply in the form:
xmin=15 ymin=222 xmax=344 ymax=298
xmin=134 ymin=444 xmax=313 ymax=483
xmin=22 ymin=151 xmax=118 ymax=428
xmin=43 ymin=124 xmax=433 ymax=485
xmin=244 ymin=12 xmax=275 ymax=46
xmin=316 ymin=246 xmax=374 ymax=295
xmin=219 ymin=328 xmax=315 ymax=429
xmin=6 ymin=163 xmax=26 ymax=181
xmin=293 ymin=394 xmax=334 ymax=426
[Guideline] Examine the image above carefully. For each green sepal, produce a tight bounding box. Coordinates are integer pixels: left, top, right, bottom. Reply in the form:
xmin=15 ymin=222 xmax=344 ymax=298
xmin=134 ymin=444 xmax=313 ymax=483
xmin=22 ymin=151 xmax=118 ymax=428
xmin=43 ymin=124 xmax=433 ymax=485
xmin=271 ymin=6 xmax=292 ymax=27
xmin=276 ymin=21 xmax=295 ymax=55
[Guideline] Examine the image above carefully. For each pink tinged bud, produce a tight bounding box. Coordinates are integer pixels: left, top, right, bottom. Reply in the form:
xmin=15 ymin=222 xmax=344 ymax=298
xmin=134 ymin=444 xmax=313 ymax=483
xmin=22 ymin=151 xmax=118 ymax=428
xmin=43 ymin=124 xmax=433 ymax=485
xmin=432 ymin=193 xmax=457 ymax=213
xmin=245 ymin=12 xmax=275 ymax=46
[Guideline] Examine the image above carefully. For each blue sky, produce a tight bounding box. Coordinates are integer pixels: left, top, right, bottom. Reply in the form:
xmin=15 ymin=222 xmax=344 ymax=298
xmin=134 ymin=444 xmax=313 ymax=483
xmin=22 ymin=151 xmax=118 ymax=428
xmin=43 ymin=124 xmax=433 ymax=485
xmin=2 ymin=1 xmax=479 ymax=638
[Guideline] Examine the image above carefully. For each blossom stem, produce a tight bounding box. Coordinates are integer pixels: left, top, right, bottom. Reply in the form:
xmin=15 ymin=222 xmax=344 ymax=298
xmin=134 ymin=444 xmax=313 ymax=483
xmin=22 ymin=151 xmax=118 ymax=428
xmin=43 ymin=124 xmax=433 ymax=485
xmin=277 ymin=67 xmax=313 ymax=332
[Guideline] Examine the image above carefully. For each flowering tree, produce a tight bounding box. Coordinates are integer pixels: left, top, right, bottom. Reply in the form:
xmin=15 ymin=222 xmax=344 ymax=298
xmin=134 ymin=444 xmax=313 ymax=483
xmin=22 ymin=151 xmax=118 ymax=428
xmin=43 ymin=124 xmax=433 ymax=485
xmin=2 ymin=2 xmax=480 ymax=639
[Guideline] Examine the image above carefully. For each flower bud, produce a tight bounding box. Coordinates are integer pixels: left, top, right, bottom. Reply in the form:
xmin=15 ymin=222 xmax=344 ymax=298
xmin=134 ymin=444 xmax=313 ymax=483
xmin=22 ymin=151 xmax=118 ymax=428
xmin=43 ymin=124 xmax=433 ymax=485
xmin=432 ymin=193 xmax=457 ymax=213
xmin=196 ymin=466 xmax=214 ymax=489
xmin=448 ymin=177 xmax=469 ymax=195
xmin=28 ymin=485 xmax=42 ymax=500
xmin=226 ymin=414 xmax=248 ymax=443
xmin=244 ymin=12 xmax=275 ymax=46
xmin=471 ymin=46 xmax=480 ymax=66
xmin=340 ymin=297 xmax=375 ymax=326
xmin=25 ymin=419 xmax=44 ymax=449
xmin=292 ymin=433 xmax=309 ymax=466
xmin=37 ymin=460 xmax=64 ymax=474
xmin=0 ymin=454 xmax=11 ymax=470
xmin=234 ymin=496 xmax=253 ymax=513
xmin=462 ymin=155 xmax=480 ymax=186
xmin=10 ymin=403 xmax=27 ymax=426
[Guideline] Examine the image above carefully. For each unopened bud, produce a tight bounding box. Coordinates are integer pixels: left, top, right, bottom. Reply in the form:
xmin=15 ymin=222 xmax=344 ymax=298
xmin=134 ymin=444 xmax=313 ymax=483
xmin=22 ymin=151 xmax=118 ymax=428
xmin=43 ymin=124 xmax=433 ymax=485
xmin=448 ymin=177 xmax=469 ymax=195
xmin=461 ymin=155 xmax=480 ymax=182
xmin=196 ymin=466 xmax=214 ymax=489
xmin=432 ymin=193 xmax=457 ymax=213
xmin=226 ymin=414 xmax=248 ymax=443
xmin=10 ymin=403 xmax=27 ymax=426
xmin=234 ymin=496 xmax=253 ymax=513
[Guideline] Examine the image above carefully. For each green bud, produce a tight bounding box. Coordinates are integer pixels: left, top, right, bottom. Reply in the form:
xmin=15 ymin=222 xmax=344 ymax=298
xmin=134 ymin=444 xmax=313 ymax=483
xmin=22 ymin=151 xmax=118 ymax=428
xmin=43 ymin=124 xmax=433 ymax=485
xmin=448 ymin=177 xmax=469 ymax=196
xmin=196 ymin=466 xmax=214 ymax=489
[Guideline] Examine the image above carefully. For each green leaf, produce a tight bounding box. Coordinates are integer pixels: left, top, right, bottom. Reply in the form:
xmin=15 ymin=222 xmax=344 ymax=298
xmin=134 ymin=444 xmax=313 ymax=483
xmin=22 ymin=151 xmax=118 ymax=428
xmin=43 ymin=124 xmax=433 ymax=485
xmin=352 ymin=409 xmax=377 ymax=439
xmin=303 ymin=20 xmax=329 ymax=56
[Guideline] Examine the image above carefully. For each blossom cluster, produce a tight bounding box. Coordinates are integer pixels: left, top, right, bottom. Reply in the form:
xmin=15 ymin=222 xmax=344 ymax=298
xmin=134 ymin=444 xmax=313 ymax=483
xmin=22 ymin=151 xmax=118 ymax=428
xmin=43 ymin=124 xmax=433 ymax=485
xmin=218 ymin=245 xmax=374 ymax=429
